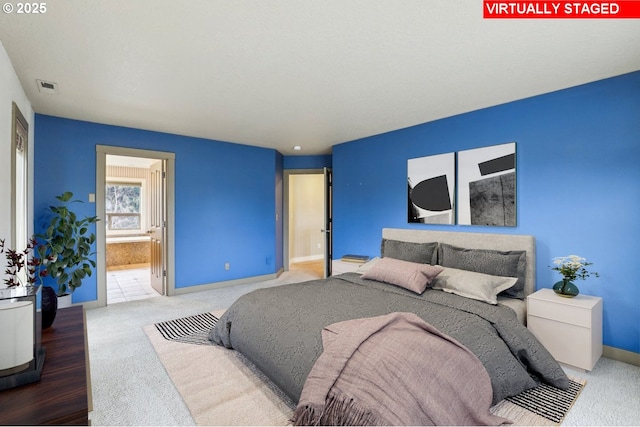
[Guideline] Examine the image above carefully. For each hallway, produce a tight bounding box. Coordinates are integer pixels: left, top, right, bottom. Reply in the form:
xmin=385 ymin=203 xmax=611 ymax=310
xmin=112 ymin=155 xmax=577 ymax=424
xmin=289 ymin=259 xmax=324 ymax=279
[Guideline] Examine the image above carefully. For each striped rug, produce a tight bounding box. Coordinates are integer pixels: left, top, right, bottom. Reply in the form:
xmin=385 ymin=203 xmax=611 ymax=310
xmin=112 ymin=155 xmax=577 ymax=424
xmin=506 ymin=378 xmax=585 ymax=423
xmin=154 ymin=312 xmax=218 ymax=345
xmin=152 ymin=312 xmax=584 ymax=425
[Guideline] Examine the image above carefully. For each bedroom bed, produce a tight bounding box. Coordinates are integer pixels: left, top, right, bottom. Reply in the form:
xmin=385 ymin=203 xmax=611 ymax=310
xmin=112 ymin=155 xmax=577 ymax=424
xmin=209 ymin=228 xmax=569 ymax=425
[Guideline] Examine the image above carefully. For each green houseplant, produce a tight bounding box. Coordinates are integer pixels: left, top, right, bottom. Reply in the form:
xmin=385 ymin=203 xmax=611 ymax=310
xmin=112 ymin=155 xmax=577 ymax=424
xmin=37 ymin=192 xmax=99 ymax=297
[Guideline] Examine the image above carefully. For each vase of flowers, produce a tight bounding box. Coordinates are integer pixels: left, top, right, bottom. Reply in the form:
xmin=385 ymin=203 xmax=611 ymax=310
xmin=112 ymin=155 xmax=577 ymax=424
xmin=0 ymin=237 xmax=58 ymax=328
xmin=550 ymin=255 xmax=599 ymax=297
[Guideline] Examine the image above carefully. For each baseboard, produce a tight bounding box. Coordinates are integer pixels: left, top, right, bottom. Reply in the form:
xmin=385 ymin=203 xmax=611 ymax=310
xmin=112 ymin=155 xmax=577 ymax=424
xmin=603 ymin=345 xmax=640 ymax=366
xmin=80 ymin=300 xmax=101 ymax=310
xmin=290 ymin=255 xmax=323 ymax=263
xmin=173 ymin=272 xmax=280 ymax=295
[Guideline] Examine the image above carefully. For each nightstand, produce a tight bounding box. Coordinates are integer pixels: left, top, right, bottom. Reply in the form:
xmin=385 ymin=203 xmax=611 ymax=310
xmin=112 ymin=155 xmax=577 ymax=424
xmin=331 ymin=260 xmax=363 ymax=275
xmin=527 ymin=288 xmax=602 ymax=371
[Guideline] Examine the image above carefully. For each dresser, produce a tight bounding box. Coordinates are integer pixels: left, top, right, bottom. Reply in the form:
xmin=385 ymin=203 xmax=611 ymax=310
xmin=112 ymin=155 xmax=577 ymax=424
xmin=527 ymin=288 xmax=602 ymax=371
xmin=0 ymin=306 xmax=91 ymax=425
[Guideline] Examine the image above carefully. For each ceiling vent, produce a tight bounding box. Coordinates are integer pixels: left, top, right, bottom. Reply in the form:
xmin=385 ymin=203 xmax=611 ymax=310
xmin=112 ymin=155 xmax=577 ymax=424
xmin=36 ymin=79 xmax=58 ymax=94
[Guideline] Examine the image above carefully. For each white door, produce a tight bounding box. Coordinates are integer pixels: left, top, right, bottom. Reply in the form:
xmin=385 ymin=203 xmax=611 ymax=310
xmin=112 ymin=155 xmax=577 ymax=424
xmin=149 ymin=160 xmax=166 ymax=295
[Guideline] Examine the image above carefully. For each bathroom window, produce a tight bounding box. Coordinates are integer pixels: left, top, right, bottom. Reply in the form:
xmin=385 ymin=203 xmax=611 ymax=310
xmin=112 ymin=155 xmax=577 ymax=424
xmin=106 ymin=181 xmax=143 ymax=232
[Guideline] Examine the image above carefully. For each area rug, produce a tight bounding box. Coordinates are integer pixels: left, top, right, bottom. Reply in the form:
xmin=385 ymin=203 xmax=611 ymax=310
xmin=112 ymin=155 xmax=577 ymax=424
xmin=144 ymin=311 xmax=586 ymax=426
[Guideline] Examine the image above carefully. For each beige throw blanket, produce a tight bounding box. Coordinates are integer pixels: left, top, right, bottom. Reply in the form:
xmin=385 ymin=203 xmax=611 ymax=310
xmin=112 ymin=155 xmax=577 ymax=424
xmin=291 ymin=312 xmax=509 ymax=426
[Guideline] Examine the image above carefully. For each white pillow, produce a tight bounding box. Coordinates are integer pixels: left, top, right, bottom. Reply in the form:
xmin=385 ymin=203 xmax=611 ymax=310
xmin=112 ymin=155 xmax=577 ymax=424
xmin=431 ymin=267 xmax=517 ymax=304
xmin=355 ymin=257 xmax=381 ymax=274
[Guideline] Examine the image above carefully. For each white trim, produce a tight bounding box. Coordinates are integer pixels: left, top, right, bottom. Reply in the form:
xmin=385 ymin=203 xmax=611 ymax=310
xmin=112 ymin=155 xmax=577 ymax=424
xmin=290 ymin=255 xmax=323 ymax=263
xmin=106 ymin=236 xmax=150 ymax=244
xmin=96 ymin=145 xmax=176 ymax=307
xmin=172 ymin=270 xmax=282 ymax=295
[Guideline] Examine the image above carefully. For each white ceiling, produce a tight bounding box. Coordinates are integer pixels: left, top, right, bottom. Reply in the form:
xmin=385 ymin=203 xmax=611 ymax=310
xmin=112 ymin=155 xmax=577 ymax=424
xmin=1 ymin=1 xmax=639 ymax=155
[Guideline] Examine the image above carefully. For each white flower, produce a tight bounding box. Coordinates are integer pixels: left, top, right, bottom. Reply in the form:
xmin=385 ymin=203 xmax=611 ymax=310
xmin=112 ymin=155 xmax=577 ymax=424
xmin=550 ymin=254 xmax=599 ymax=281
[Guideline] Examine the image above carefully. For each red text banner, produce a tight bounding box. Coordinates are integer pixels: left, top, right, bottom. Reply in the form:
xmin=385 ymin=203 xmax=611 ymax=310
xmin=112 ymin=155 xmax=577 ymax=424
xmin=484 ymin=1 xmax=640 ymax=18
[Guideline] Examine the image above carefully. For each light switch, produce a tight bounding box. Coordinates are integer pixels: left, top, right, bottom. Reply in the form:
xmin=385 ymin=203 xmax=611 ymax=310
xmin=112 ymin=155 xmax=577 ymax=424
xmin=89 ymin=193 xmax=95 ymax=203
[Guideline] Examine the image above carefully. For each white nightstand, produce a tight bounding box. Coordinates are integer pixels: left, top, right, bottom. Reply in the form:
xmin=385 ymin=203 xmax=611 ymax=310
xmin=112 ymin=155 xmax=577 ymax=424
xmin=331 ymin=260 xmax=363 ymax=275
xmin=527 ymin=288 xmax=602 ymax=371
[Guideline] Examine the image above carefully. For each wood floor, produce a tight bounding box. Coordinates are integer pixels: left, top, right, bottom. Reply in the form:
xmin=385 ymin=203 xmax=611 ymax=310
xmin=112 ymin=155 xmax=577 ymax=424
xmin=289 ymin=259 xmax=324 ymax=278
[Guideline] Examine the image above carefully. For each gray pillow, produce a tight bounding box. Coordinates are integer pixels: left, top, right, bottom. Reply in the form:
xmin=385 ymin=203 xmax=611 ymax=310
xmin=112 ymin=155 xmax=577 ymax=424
xmin=380 ymin=239 xmax=438 ymax=265
xmin=437 ymin=243 xmax=526 ymax=299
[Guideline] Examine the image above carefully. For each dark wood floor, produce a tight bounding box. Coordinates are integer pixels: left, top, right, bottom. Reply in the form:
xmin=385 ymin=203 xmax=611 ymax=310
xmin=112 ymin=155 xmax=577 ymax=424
xmin=0 ymin=306 xmax=89 ymax=425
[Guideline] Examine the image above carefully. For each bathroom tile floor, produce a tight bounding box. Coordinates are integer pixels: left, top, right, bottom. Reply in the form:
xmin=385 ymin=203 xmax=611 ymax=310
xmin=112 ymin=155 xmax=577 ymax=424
xmin=107 ymin=264 xmax=160 ymax=304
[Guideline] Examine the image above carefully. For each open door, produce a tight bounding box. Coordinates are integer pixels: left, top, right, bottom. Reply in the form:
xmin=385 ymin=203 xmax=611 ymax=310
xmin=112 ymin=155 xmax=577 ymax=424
xmin=322 ymin=167 xmax=333 ymax=278
xmin=149 ymin=160 xmax=166 ymax=295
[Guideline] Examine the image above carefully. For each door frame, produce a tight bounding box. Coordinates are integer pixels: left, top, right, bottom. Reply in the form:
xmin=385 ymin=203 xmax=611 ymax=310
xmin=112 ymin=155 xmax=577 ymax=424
xmin=283 ymin=168 xmax=331 ymax=274
xmin=94 ymin=145 xmax=176 ymax=308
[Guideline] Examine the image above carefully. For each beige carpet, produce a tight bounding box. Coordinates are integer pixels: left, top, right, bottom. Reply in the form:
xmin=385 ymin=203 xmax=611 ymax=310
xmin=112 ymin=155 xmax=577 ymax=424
xmin=144 ymin=311 xmax=585 ymax=426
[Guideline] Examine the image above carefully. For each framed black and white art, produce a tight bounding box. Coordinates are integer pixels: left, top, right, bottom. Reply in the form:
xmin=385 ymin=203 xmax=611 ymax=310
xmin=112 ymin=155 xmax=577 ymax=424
xmin=407 ymin=152 xmax=455 ymax=225
xmin=457 ymin=142 xmax=516 ymax=226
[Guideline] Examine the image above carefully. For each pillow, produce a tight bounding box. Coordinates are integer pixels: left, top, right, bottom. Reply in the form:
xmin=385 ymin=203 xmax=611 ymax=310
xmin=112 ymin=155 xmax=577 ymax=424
xmin=437 ymin=243 xmax=526 ymax=299
xmin=380 ymin=239 xmax=438 ymax=265
xmin=361 ymin=257 xmax=444 ymax=294
xmin=431 ymin=267 xmax=518 ymax=305
xmin=355 ymin=257 xmax=381 ymax=274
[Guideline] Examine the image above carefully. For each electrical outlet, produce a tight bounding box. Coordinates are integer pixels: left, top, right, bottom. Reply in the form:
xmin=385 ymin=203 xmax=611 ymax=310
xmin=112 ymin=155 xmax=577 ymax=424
xmin=224 ymin=262 xmax=230 ymax=271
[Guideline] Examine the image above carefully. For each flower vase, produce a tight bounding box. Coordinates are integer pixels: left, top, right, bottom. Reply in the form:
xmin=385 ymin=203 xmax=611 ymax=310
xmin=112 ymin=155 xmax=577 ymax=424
xmin=553 ymin=278 xmax=579 ymax=297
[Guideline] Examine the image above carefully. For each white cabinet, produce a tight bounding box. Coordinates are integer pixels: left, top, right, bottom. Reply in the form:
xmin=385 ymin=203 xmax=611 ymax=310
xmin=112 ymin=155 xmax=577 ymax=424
xmin=331 ymin=260 xmax=362 ymax=275
xmin=527 ymin=288 xmax=602 ymax=371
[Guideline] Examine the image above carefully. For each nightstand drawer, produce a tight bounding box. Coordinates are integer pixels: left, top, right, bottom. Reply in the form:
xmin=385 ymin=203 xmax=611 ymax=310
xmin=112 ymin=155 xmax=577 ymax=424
xmin=527 ymin=315 xmax=595 ymax=369
xmin=527 ymin=298 xmax=591 ymax=328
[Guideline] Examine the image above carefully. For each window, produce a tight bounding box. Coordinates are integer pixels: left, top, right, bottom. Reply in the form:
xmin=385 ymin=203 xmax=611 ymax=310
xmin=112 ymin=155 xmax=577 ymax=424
xmin=12 ymin=103 xmax=29 ymax=284
xmin=106 ymin=182 xmax=142 ymax=231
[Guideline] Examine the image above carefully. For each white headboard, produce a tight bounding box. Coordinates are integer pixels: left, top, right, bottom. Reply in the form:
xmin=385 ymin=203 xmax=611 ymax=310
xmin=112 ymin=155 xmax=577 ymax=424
xmin=382 ymin=228 xmax=536 ymax=297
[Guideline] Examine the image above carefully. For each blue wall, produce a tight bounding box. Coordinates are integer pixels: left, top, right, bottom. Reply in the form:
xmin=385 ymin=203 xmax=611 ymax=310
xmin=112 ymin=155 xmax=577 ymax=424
xmin=34 ymin=115 xmax=279 ymax=303
xmin=283 ymin=155 xmax=332 ymax=169
xmin=332 ymin=71 xmax=640 ymax=354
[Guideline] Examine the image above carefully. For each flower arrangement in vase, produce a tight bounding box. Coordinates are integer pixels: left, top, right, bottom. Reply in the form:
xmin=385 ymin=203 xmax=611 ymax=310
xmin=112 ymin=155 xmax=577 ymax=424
xmin=1 ymin=237 xmax=59 ymax=328
xmin=0 ymin=237 xmax=44 ymax=289
xmin=549 ymin=255 xmax=599 ymax=297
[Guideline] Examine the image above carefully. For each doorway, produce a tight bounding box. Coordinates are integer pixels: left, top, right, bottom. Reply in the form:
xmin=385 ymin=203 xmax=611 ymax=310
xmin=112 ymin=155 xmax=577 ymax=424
xmin=96 ymin=146 xmax=175 ymax=308
xmin=283 ymin=168 xmax=332 ymax=279
xmin=104 ymin=155 xmax=159 ymax=304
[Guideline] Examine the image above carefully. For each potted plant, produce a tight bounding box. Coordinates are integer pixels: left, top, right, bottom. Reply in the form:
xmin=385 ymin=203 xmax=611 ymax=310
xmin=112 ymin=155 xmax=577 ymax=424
xmin=36 ymin=192 xmax=99 ymax=308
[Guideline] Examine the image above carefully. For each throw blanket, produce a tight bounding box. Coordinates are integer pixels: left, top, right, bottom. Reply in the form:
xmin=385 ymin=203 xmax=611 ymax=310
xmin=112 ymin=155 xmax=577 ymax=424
xmin=291 ymin=312 xmax=508 ymax=426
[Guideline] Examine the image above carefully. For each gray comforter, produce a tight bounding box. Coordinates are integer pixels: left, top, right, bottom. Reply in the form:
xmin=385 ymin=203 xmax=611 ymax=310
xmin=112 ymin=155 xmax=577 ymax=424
xmin=209 ymin=273 xmax=569 ymax=405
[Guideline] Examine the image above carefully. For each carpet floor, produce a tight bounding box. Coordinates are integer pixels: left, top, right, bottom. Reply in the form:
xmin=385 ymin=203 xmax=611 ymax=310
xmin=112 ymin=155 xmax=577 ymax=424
xmin=145 ymin=311 xmax=586 ymax=426
xmin=85 ymin=270 xmax=640 ymax=426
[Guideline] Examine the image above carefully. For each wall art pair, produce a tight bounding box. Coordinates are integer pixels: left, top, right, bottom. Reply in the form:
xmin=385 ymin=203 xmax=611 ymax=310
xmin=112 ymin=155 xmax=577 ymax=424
xmin=408 ymin=142 xmax=516 ymax=227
